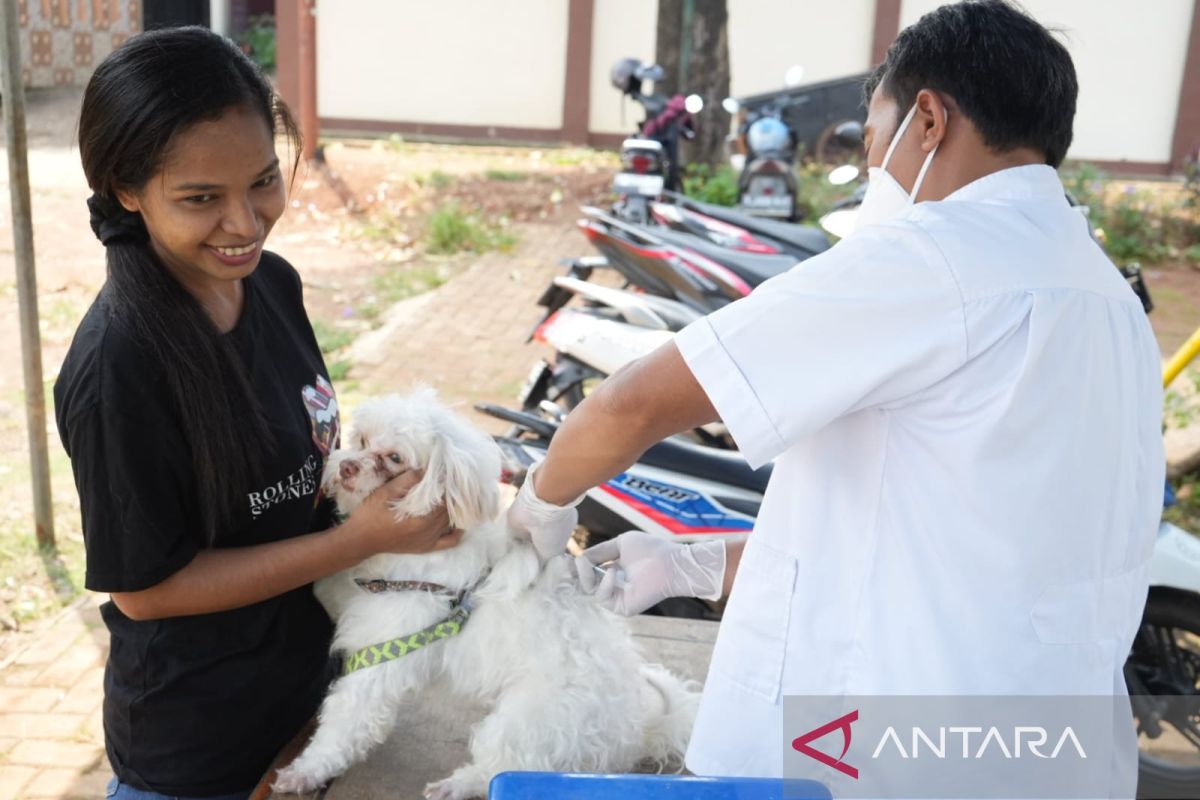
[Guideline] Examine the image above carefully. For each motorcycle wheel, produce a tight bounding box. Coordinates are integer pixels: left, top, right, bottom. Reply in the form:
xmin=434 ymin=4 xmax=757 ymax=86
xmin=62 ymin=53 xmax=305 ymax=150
xmin=1127 ymin=587 xmax=1200 ymax=798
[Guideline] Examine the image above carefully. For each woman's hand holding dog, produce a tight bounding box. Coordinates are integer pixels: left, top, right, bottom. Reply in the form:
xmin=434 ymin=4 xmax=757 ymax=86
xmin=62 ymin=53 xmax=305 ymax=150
xmin=340 ymin=470 xmax=461 ymax=558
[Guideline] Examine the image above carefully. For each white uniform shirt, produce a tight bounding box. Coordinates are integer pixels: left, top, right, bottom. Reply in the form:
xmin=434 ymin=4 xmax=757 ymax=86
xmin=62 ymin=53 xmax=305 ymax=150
xmin=674 ymin=165 xmax=1164 ymax=783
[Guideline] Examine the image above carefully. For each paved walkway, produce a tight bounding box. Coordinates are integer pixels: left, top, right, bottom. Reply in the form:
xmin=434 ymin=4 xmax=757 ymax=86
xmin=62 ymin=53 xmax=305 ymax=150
xmin=0 ymin=595 xmax=110 ymax=800
xmin=349 ymin=222 xmax=584 ymax=426
xmin=0 ymin=220 xmax=591 ymax=799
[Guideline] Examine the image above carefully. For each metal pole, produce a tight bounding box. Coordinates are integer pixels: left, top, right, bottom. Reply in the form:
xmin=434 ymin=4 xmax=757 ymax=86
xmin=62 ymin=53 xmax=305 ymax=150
xmin=0 ymin=0 xmax=55 ymax=549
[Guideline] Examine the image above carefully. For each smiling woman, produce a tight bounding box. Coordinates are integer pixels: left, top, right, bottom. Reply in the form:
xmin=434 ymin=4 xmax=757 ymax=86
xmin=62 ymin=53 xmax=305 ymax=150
xmin=51 ymin=25 xmax=460 ymax=800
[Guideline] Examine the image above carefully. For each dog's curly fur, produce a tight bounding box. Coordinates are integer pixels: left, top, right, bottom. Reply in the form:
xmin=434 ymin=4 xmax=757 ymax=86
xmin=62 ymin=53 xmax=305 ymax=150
xmin=271 ymin=389 xmax=698 ymax=800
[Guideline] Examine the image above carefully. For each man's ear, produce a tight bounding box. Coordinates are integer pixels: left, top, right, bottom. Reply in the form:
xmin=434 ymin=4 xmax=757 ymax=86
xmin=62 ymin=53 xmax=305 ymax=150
xmin=113 ymin=187 xmax=141 ymax=214
xmin=914 ymin=89 xmax=948 ymax=153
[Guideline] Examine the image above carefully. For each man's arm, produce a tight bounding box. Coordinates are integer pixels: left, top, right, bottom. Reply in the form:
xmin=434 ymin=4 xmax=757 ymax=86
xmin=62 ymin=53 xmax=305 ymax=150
xmin=532 ymin=340 xmax=720 ymax=504
xmin=527 ymin=339 xmax=749 ymax=600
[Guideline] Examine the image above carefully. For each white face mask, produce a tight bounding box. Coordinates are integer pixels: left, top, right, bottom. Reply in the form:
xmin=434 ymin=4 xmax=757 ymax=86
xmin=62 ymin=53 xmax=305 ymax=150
xmin=854 ymin=103 xmax=944 ymax=231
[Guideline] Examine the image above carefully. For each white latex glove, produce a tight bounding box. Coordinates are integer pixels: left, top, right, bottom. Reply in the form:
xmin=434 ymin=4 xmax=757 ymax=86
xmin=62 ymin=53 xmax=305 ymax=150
xmin=574 ymin=531 xmax=727 ymax=616
xmin=506 ymin=462 xmax=584 ymax=562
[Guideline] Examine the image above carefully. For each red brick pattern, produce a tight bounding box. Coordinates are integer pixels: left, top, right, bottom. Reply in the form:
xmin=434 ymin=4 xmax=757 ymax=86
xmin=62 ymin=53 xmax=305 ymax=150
xmin=17 ymin=0 xmax=139 ymax=87
xmin=0 ymin=596 xmax=110 ymax=799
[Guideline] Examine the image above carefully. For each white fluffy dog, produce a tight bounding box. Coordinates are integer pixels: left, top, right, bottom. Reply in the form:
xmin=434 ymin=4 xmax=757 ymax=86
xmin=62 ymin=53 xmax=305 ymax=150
xmin=272 ymin=389 xmax=698 ymax=800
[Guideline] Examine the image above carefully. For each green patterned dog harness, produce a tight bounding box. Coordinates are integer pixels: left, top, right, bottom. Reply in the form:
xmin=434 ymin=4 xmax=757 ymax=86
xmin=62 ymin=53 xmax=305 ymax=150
xmin=342 ymin=572 xmax=488 ymax=675
xmin=343 ymin=604 xmax=471 ymax=675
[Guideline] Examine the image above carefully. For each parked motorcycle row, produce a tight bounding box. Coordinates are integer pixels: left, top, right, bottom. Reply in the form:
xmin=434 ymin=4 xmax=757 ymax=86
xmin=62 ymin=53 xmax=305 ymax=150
xmin=470 ymin=58 xmax=1200 ymax=795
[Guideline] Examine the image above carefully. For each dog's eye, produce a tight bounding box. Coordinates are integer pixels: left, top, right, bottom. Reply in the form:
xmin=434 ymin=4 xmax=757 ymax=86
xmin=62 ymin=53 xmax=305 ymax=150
xmin=359 ymin=435 xmax=367 ymax=449
xmin=387 ymin=453 xmax=403 ymax=465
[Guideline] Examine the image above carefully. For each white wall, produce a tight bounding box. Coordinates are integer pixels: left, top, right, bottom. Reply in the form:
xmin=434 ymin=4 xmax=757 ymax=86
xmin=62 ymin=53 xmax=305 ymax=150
xmin=589 ymin=0 xmax=659 ymax=135
xmin=315 ymin=0 xmax=1194 ymax=166
xmin=727 ymin=0 xmax=875 ymax=97
xmin=899 ymin=0 xmax=1192 ymax=164
xmin=318 ymin=0 xmax=569 ymax=130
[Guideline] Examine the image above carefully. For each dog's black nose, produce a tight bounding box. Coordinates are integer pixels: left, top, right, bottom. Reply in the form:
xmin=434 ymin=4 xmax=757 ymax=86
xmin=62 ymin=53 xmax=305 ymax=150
xmin=340 ymin=460 xmax=360 ymax=480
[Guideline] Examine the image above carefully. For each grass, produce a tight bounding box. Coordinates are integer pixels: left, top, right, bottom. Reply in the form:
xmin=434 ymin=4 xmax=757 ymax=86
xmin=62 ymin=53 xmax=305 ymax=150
xmin=0 ymin=439 xmax=86 ymax=631
xmin=1166 ymin=473 xmax=1200 ymax=535
xmin=415 ymin=170 xmax=454 ymax=190
xmin=484 ymin=169 xmax=527 ymax=182
xmin=311 ymin=319 xmax=355 ymax=355
xmin=355 ymin=264 xmax=450 ymax=325
xmin=426 ymin=202 xmax=516 ymax=255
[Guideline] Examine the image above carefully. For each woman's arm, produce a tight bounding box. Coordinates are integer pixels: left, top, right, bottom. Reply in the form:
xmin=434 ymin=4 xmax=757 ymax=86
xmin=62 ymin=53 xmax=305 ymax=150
xmin=110 ymin=471 xmax=457 ymax=621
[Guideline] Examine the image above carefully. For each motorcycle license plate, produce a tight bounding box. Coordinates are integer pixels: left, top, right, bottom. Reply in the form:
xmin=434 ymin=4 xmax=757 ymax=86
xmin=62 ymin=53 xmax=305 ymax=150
xmin=743 ymin=193 xmax=793 ymax=210
xmin=517 ymin=360 xmax=552 ymax=405
xmin=613 ymin=172 xmax=665 ymax=197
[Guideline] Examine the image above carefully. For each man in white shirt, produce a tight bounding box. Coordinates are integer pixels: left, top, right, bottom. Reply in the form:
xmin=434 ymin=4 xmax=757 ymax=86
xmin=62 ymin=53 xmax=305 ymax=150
xmin=507 ymin=0 xmax=1164 ymax=793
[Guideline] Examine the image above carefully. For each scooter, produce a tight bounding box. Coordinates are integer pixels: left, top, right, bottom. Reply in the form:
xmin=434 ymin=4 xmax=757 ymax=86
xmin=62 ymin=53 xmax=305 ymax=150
xmin=609 ymin=58 xmax=700 ymax=196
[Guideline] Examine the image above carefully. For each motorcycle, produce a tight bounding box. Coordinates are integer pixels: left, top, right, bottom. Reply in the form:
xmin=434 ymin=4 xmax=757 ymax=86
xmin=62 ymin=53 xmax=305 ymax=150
xmin=609 ymin=58 xmax=700 ymax=197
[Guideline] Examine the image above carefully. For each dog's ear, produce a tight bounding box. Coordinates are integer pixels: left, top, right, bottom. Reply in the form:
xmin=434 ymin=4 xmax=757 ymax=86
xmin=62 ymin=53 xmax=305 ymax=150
xmin=426 ymin=422 xmax=502 ymax=530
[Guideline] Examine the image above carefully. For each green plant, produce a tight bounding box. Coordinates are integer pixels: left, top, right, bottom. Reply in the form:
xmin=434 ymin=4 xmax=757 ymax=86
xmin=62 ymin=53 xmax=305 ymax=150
xmin=310 ymin=320 xmax=354 ymax=356
xmin=484 ymin=169 xmax=527 ymax=182
xmin=429 ymin=171 xmax=454 ymax=189
xmin=327 ymin=360 xmax=352 ymax=382
xmin=682 ymin=164 xmax=739 ymax=207
xmin=357 ymin=265 xmax=450 ymax=323
xmin=426 ymin=202 xmax=516 ymax=254
xmin=1102 ymin=187 xmax=1170 ymax=263
xmin=1165 ymin=370 xmax=1200 ymax=429
xmin=1061 ymin=162 xmax=1106 ymax=226
xmin=240 ymin=15 xmax=276 ymax=71
xmin=1165 ymin=472 xmax=1200 ymax=536
xmin=793 ymin=162 xmax=856 ymax=222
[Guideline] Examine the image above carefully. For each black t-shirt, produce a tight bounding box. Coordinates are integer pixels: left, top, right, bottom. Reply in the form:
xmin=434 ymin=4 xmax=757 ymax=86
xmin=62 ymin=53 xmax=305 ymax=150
xmin=54 ymin=252 xmax=341 ymax=796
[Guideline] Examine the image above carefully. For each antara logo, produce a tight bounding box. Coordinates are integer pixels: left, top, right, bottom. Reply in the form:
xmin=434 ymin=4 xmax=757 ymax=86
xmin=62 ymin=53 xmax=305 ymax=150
xmin=793 ymin=710 xmax=1088 ymax=780
xmin=792 ymin=710 xmax=859 ymax=779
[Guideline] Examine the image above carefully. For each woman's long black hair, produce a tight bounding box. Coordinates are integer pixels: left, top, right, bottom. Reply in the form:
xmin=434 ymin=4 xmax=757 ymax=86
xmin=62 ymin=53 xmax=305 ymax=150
xmin=78 ymin=26 xmax=301 ymax=544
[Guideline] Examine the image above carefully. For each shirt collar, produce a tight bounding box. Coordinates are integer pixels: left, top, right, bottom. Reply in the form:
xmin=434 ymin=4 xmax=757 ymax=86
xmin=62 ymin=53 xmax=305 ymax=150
xmin=943 ymin=164 xmax=1066 ymax=205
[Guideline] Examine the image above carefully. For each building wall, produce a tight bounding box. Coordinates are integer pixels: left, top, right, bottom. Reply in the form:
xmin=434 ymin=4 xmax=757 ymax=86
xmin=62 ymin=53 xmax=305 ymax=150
xmin=727 ymin=0 xmax=874 ymax=97
xmin=317 ymin=0 xmax=569 ymax=131
xmin=17 ymin=0 xmax=141 ymax=88
xmin=588 ymin=0 xmax=658 ymax=137
xmin=310 ymin=0 xmax=1197 ymax=170
xmin=899 ymin=0 xmax=1194 ymax=165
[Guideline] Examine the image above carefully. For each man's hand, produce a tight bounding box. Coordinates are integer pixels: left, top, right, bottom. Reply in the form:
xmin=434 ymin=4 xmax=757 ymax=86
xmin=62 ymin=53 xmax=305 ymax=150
xmin=506 ymin=463 xmax=583 ymax=561
xmin=341 ymin=471 xmax=460 ymax=559
xmin=574 ymin=531 xmax=727 ymax=616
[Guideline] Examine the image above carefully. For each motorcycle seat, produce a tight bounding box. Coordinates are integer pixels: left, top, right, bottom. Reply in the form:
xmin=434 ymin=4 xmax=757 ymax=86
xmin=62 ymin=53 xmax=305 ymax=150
xmin=640 ymin=435 xmax=771 ymax=494
xmin=652 ymin=227 xmax=798 ymax=287
xmin=672 ymin=196 xmax=832 ymax=258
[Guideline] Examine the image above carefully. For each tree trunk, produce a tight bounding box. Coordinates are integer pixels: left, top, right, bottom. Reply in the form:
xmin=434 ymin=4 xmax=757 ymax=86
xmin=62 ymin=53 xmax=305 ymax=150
xmin=654 ymin=0 xmax=683 ymax=98
xmin=656 ymin=0 xmax=730 ymax=168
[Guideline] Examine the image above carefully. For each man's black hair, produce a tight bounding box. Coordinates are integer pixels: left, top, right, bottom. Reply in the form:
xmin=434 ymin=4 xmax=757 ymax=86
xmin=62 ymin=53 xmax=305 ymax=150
xmin=863 ymin=0 xmax=1077 ymax=167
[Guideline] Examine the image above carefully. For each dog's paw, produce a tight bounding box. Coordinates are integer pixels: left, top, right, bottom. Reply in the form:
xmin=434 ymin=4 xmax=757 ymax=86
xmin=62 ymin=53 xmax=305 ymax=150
xmin=272 ymin=763 xmax=330 ymax=796
xmin=424 ymin=775 xmax=484 ymax=800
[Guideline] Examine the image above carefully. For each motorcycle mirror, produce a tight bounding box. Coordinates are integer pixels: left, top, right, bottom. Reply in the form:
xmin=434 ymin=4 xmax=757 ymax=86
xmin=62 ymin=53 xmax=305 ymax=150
xmin=685 ymin=94 xmax=705 ymax=114
xmin=722 ymin=97 xmax=739 ymax=114
xmin=828 ymin=164 xmax=861 ymax=186
xmin=834 ymin=120 xmax=865 ymax=148
xmin=784 ymin=64 xmax=806 ymax=87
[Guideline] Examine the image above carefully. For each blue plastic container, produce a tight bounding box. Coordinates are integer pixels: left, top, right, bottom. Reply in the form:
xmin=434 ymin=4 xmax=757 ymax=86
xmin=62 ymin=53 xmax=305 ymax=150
xmin=488 ymin=772 xmax=832 ymax=799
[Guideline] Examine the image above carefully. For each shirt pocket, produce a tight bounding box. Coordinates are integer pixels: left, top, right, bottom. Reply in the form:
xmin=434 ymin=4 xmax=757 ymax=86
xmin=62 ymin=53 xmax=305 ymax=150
xmin=709 ymin=539 xmax=798 ymax=703
xmin=1030 ymin=563 xmax=1148 ymax=646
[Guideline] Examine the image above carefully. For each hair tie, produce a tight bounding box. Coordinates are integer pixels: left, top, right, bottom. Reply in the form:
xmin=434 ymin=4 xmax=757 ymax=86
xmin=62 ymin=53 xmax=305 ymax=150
xmin=87 ymin=193 xmax=148 ymax=246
